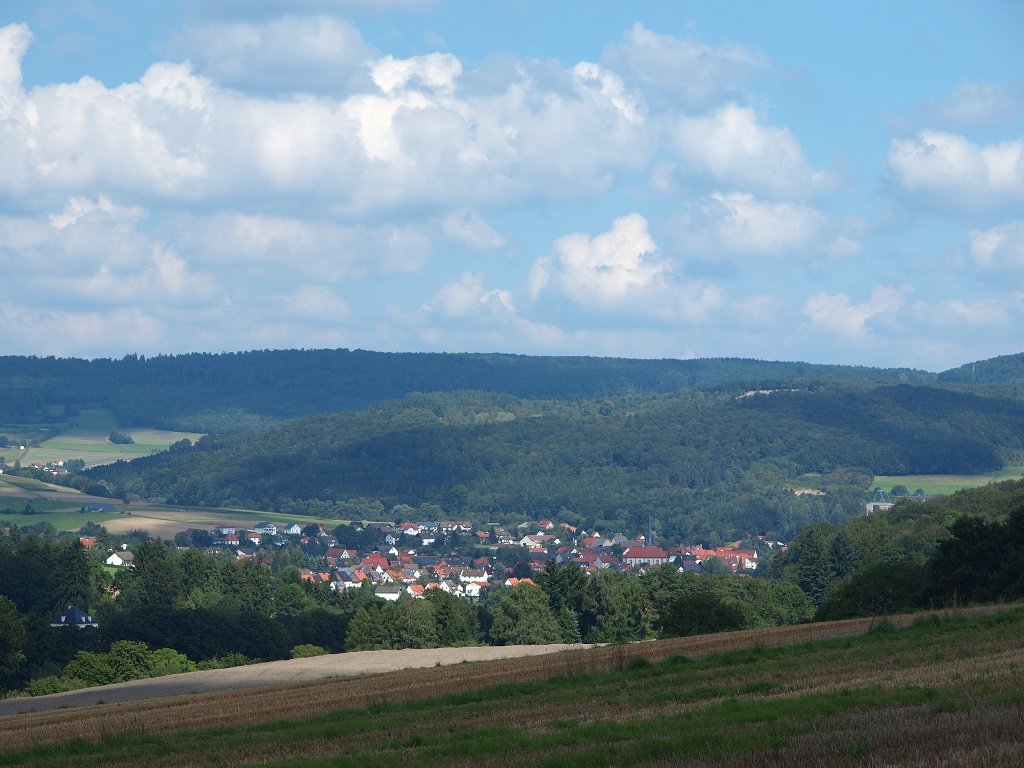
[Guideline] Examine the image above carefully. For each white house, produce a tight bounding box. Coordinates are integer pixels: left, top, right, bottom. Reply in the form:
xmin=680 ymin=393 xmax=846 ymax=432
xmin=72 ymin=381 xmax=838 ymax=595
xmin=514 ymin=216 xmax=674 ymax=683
xmin=105 ymin=551 xmax=135 ymax=568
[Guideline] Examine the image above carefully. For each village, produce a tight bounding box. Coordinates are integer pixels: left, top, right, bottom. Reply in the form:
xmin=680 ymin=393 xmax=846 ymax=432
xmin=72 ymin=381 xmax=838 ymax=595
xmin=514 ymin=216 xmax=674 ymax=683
xmin=89 ymin=516 xmax=776 ymax=603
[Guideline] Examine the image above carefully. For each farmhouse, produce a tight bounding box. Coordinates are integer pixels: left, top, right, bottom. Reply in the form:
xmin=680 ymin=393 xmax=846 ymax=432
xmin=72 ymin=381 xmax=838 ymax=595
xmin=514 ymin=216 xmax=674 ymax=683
xmin=50 ymin=605 xmax=100 ymax=629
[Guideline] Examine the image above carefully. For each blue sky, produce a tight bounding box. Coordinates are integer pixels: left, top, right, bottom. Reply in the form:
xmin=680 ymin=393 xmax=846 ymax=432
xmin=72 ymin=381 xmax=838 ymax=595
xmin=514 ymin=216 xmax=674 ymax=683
xmin=1 ymin=1 xmax=1022 ymax=370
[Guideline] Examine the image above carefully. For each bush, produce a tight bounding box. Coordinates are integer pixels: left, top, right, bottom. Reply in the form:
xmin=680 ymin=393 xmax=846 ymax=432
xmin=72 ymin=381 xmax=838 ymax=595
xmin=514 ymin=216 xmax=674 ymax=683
xmin=196 ymin=653 xmax=257 ymax=670
xmin=22 ymin=675 xmax=85 ymax=696
xmin=290 ymin=644 xmax=329 ymax=659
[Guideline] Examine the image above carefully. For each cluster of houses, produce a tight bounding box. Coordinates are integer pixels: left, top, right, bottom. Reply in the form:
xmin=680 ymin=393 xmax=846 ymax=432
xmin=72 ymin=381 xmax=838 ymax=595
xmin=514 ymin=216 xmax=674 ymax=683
xmin=0 ymin=459 xmax=69 ymax=477
xmin=93 ymin=516 xmax=772 ymax=603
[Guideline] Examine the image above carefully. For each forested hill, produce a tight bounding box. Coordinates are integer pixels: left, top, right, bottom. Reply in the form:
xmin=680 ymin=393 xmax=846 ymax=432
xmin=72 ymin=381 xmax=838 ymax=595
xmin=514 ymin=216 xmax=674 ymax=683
xmin=88 ymin=383 xmax=1024 ymax=541
xmin=0 ymin=350 xmax=931 ymax=432
xmin=938 ymin=352 xmax=1024 ymax=384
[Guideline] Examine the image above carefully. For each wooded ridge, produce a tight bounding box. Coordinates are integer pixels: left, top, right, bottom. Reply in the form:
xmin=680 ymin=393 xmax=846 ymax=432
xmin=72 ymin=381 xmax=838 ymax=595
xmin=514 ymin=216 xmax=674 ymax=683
xmin=84 ymin=381 xmax=1024 ymax=541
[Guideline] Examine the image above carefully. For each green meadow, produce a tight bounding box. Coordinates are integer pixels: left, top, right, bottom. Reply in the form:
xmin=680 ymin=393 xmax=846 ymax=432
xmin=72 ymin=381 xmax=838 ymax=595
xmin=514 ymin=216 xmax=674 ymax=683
xmin=873 ymin=465 xmax=1024 ymax=495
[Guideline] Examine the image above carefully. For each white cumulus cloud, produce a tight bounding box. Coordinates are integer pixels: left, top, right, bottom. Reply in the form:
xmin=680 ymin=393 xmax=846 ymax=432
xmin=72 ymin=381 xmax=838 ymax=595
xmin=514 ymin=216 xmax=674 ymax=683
xmin=529 ymin=214 xmax=723 ymax=321
xmin=888 ymin=130 xmax=1024 ymax=213
xmin=0 ymin=22 xmax=653 ymax=217
xmin=601 ymin=23 xmax=766 ymax=108
xmin=916 ymin=79 xmax=1024 ymax=129
xmin=675 ymin=192 xmax=828 ymax=257
xmin=440 ymin=210 xmax=506 ymax=251
xmin=278 ymin=285 xmax=351 ymax=321
xmin=803 ymin=285 xmax=909 ymax=339
xmin=529 ymin=213 xmax=664 ymax=305
xmin=969 ymin=221 xmax=1024 ymax=272
xmin=177 ymin=15 xmax=376 ymax=94
xmin=672 ymin=103 xmax=832 ymax=198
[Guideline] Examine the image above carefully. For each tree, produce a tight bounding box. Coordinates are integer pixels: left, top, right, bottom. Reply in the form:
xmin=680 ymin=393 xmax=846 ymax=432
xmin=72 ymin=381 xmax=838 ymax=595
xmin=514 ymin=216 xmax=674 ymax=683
xmin=0 ymin=596 xmax=25 ymax=677
xmin=662 ymin=593 xmax=749 ymax=637
xmin=345 ymin=605 xmax=395 ymax=651
xmin=288 ymin=608 xmax=348 ymax=653
xmin=273 ymin=583 xmax=313 ymax=618
xmin=817 ymin=560 xmax=928 ymax=620
xmin=488 ymin=586 xmax=561 ymax=645
xmin=122 ymin=540 xmax=183 ymax=609
xmin=588 ymin=571 xmax=652 ymax=643
xmin=928 ymin=515 xmax=999 ymax=604
xmin=639 ymin=564 xmax=687 ymax=631
xmin=64 ymin=650 xmax=115 ymax=687
xmin=424 ymin=589 xmax=479 ymax=646
xmin=52 ymin=540 xmax=93 ymax=611
xmin=108 ymin=640 xmax=155 ymax=682
xmin=536 ymin=561 xmax=591 ymax=636
xmin=392 ymin=595 xmax=438 ymax=649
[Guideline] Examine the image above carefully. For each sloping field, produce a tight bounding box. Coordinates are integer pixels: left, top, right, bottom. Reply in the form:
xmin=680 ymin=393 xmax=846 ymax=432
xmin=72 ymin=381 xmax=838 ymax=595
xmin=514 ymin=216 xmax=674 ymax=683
xmin=19 ymin=409 xmax=203 ymax=469
xmin=99 ymin=506 xmax=338 ymax=538
xmin=1 ymin=604 xmax=1021 ymax=767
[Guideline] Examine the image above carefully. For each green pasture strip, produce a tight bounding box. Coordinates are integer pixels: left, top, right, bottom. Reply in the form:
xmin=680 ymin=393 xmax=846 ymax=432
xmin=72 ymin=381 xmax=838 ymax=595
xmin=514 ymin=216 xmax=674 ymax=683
xmin=0 ymin=510 xmax=122 ymax=532
xmin=0 ymin=499 xmax=89 ymax=513
xmin=3 ymin=609 xmax=1021 ymax=768
xmin=873 ymin=465 xmax=1024 ymax=495
xmin=0 ymin=475 xmax=80 ymax=494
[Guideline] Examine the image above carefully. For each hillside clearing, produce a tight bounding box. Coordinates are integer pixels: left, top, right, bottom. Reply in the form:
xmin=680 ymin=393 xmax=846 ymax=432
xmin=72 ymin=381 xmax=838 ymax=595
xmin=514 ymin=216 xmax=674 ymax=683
xmin=873 ymin=466 xmax=1024 ymax=495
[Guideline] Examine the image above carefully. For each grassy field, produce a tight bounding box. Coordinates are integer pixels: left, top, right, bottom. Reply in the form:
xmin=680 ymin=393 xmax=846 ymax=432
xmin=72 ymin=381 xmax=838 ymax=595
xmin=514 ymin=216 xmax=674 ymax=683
xmin=873 ymin=465 xmax=1024 ymax=495
xmin=15 ymin=409 xmax=203 ymax=469
xmin=0 ymin=605 xmax=1021 ymax=767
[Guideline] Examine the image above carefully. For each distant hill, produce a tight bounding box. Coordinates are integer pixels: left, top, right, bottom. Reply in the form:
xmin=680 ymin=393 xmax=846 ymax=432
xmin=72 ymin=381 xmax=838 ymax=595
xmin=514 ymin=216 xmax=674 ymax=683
xmin=939 ymin=352 xmax=1024 ymax=384
xmin=88 ymin=382 xmax=1024 ymax=540
xmin=0 ymin=349 xmax=932 ymax=432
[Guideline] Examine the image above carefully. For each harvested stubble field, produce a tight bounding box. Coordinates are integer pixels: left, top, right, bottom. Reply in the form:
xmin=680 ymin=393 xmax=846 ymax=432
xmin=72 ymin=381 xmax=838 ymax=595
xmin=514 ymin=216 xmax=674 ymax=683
xmin=1 ymin=604 xmax=1022 ymax=767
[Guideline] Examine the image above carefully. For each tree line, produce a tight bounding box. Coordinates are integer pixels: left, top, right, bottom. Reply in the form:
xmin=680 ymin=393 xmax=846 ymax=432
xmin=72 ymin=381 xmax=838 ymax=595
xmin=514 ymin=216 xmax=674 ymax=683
xmin=766 ymin=478 xmax=1024 ymax=618
xmin=0 ymin=523 xmax=811 ymax=697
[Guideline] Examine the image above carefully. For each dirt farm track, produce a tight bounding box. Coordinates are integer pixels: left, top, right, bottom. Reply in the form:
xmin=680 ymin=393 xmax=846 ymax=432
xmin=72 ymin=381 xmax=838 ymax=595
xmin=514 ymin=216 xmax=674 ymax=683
xmin=0 ymin=643 xmax=585 ymax=717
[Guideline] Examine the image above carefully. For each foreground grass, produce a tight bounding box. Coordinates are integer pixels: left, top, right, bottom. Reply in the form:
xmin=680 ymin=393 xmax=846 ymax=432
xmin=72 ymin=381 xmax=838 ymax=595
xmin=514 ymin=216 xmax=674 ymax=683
xmin=1 ymin=605 xmax=1023 ymax=767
